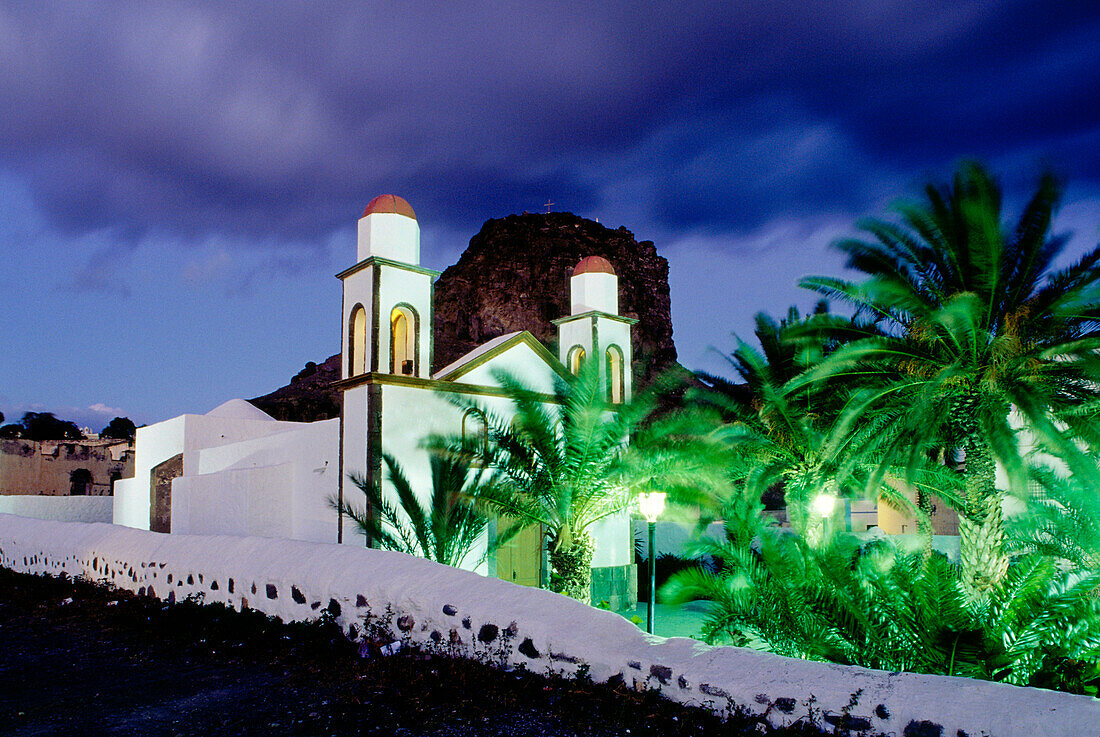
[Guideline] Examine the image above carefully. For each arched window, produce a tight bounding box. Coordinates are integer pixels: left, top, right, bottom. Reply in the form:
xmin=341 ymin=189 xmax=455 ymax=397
xmin=390 ymin=304 xmax=418 ymax=375
xmin=567 ymin=345 xmax=586 ymax=375
xmin=462 ymin=408 xmax=489 ymax=459
xmin=349 ymin=304 xmax=367 ymax=376
xmin=606 ymin=345 xmax=625 ymax=404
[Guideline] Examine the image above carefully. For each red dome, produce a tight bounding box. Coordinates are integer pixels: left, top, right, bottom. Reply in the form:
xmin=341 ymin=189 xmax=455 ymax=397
xmin=573 ymin=255 xmax=615 ymax=276
xmin=362 ymin=194 xmax=416 ymax=220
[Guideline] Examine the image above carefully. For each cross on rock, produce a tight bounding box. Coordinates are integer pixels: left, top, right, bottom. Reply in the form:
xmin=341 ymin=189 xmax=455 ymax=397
xmin=543 ymin=199 xmax=554 ymax=213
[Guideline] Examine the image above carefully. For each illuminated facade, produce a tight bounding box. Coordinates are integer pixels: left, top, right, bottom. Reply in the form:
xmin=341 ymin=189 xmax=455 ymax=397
xmin=110 ymin=196 xmax=637 ymax=608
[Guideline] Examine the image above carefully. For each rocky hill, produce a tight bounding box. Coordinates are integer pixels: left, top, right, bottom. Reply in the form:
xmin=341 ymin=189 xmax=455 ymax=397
xmin=433 ymin=212 xmax=676 ymax=378
xmin=251 ymin=212 xmax=677 ymax=421
xmin=250 ymin=355 xmax=342 ymax=423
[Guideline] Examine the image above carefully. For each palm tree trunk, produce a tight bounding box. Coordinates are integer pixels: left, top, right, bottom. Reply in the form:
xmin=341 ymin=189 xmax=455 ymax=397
xmin=548 ymin=534 xmax=594 ymax=604
xmin=958 ymin=439 xmax=1009 ymax=598
xmin=916 ymin=487 xmax=935 ymax=560
xmin=915 ymin=447 xmax=945 ymax=562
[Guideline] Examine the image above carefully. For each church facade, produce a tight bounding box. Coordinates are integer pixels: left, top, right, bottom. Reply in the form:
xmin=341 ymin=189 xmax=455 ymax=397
xmin=112 ymin=196 xmax=637 ymax=608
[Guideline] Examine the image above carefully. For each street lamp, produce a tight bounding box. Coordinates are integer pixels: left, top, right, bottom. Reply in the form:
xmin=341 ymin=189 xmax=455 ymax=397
xmin=638 ymin=491 xmax=667 ymax=635
xmin=814 ymin=493 xmax=837 ymax=543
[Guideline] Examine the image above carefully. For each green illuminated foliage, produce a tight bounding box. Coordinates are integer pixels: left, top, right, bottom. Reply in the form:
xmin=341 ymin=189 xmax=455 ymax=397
xmin=796 ymin=162 xmax=1100 ymax=596
xmin=337 ymin=452 xmax=496 ymax=569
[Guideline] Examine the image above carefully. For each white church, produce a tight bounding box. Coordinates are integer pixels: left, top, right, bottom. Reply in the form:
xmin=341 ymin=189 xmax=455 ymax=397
xmin=111 ymin=195 xmax=638 ymax=607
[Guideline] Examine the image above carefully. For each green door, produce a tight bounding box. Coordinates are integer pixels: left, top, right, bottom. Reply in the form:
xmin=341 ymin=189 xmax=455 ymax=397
xmin=496 ymin=520 xmax=543 ymax=588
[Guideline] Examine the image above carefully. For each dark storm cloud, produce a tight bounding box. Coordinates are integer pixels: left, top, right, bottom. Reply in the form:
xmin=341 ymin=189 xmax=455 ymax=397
xmin=1 ymin=1 xmax=1097 ymax=246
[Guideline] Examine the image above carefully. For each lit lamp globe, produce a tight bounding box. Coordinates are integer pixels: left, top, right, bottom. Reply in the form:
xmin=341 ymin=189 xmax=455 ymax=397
xmin=814 ymin=493 xmax=837 ymax=517
xmin=638 ymin=491 xmax=667 ymax=523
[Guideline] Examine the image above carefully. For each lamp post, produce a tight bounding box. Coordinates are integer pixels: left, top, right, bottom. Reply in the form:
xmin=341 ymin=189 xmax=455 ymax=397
xmin=638 ymin=491 xmax=667 ymax=635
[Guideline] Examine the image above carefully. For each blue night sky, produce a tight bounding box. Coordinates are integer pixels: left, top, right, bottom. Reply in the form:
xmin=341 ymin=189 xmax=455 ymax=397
xmin=2 ymin=1 xmax=1099 ymax=430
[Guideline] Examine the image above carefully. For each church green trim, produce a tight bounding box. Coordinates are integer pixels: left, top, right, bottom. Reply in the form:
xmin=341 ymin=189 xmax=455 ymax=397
xmin=551 ymin=309 xmax=638 ymax=326
xmin=336 ymin=256 xmax=442 ymax=281
xmin=434 ymin=331 xmax=573 ymax=383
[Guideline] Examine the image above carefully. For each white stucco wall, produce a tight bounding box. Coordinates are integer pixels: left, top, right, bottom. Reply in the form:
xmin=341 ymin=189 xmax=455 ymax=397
xmin=633 ymin=519 xmax=726 ymax=559
xmin=177 ymin=413 xmax=296 ymax=478
xmin=114 ymin=409 xmax=326 ymax=534
xmin=357 ymin=211 xmax=419 ymax=264
xmin=173 ymin=464 xmax=294 ymax=539
xmin=589 ymin=511 xmax=632 ymax=567
xmin=285 ymin=420 xmax=342 ymax=542
xmin=0 ymin=495 xmax=113 ymax=523
xmin=375 ymin=383 xmax=488 ymax=572
xmin=170 ymin=418 xmax=340 ymax=543
xmin=2 ymin=515 xmax=1093 ymax=737
xmin=571 ymin=271 xmax=618 ymax=314
xmin=453 ymin=340 xmax=562 ymax=395
xmin=341 ymin=383 xmax=369 ymax=541
xmin=113 ymin=415 xmax=186 ymax=529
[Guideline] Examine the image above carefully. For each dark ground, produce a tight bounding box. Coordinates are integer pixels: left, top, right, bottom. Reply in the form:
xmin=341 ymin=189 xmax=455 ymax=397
xmin=0 ymin=569 xmax=836 ymax=737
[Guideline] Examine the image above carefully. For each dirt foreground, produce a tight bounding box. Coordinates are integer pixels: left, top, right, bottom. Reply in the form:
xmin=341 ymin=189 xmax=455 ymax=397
xmin=0 ymin=569 xmax=839 ymax=737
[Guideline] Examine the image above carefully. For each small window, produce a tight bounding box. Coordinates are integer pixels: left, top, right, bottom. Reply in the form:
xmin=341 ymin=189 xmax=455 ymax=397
xmin=462 ymin=409 xmax=489 ymax=460
xmin=606 ymin=345 xmax=625 ymax=403
xmin=567 ymin=345 xmax=586 ymax=375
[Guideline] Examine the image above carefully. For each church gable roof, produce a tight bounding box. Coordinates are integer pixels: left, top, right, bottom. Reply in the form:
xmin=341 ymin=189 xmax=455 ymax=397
xmin=433 ymin=331 xmax=570 ymax=385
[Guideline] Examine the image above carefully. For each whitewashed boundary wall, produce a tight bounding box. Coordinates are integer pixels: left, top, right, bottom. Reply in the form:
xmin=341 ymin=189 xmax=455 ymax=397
xmin=0 ymin=515 xmax=1094 ymax=737
xmin=0 ymin=496 xmax=112 ymax=523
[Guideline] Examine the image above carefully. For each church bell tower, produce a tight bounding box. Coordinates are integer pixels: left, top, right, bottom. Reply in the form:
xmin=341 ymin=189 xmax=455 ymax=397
xmin=336 ymin=194 xmax=439 ymax=543
xmin=553 ymin=256 xmax=636 ymax=403
xmin=338 ymin=194 xmax=435 ymax=380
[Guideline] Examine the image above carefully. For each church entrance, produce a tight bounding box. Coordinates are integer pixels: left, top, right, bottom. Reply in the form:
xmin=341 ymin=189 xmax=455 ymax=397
xmin=495 ymin=520 xmax=543 ymax=588
xmin=150 ymin=453 xmax=182 ymax=533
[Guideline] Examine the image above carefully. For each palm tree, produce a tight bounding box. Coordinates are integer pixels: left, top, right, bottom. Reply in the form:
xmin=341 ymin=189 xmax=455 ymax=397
xmin=451 ymin=360 xmax=642 ymax=603
xmin=664 ymin=519 xmax=1100 ymax=694
xmin=797 ymin=162 xmax=1100 ymax=597
xmin=336 ymin=452 xmax=496 ymax=568
xmin=1008 ymin=462 xmax=1100 ymax=572
xmin=443 ymin=359 xmax=711 ymax=604
xmin=692 ymin=306 xmax=927 ymax=538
